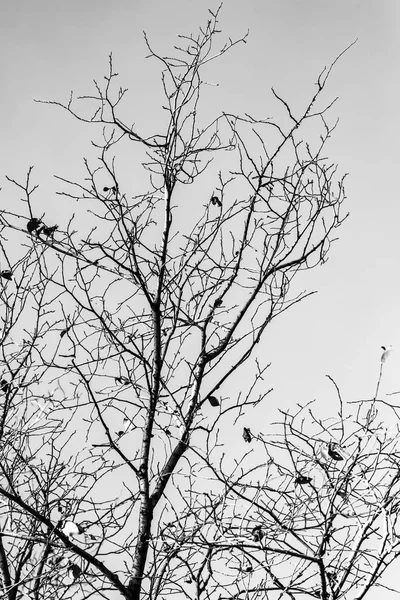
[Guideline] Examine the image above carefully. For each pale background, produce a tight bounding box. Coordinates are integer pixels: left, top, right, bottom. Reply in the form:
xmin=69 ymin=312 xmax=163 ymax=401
xmin=1 ymin=0 xmax=399 ymax=595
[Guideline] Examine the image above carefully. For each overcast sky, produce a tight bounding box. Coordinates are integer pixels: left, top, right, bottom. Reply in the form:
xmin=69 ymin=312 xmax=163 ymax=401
xmin=2 ymin=0 xmax=398 ymax=402
xmin=1 ymin=0 xmax=400 ymax=596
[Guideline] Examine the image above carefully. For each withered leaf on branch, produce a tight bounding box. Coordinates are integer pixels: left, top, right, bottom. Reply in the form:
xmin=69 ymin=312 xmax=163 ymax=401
xmin=117 ymin=417 xmax=130 ymax=436
xmin=115 ymin=376 xmax=130 ymax=385
xmin=40 ymin=224 xmax=59 ymax=237
xmin=57 ymin=501 xmax=72 ymax=515
xmin=0 ymin=270 xmax=13 ymax=280
xmin=252 ymin=525 xmax=264 ymax=542
xmin=381 ymin=345 xmax=393 ymax=363
xmin=294 ymin=474 xmax=313 ymax=485
xmin=0 ymin=379 xmax=11 ymax=394
xmin=27 ymin=217 xmax=42 ymax=234
xmin=67 ymin=563 xmax=82 ymax=580
xmin=210 ymin=195 xmax=222 ymax=207
xmin=243 ymin=427 xmax=252 ymax=443
xmin=207 ymin=395 xmax=220 ymax=407
xmin=328 ymin=442 xmax=344 ymax=462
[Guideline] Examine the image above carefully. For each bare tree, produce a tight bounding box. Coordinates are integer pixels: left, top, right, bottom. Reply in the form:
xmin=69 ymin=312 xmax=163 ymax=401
xmin=2 ymin=6 xmax=395 ymax=600
xmin=181 ymin=379 xmax=400 ymax=600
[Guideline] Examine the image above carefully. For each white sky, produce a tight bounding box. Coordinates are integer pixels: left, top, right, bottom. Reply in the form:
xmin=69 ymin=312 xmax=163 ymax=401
xmin=1 ymin=0 xmax=400 ymax=595
xmin=1 ymin=0 xmax=398 ymax=395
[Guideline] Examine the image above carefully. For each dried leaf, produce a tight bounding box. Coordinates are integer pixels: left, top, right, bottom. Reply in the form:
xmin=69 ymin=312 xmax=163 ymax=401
xmin=41 ymin=225 xmax=59 ymax=237
xmin=295 ymin=475 xmax=312 ymax=485
xmin=242 ymin=427 xmax=252 ymax=443
xmin=0 ymin=270 xmax=13 ymax=281
xmin=67 ymin=563 xmax=82 ymax=580
xmin=252 ymin=525 xmax=263 ymax=542
xmin=208 ymin=395 xmax=220 ymax=407
xmin=27 ymin=217 xmax=41 ymax=233
xmin=0 ymin=379 xmax=11 ymax=394
xmin=328 ymin=442 xmax=344 ymax=461
xmin=210 ymin=195 xmax=222 ymax=207
xmin=115 ymin=376 xmax=130 ymax=385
